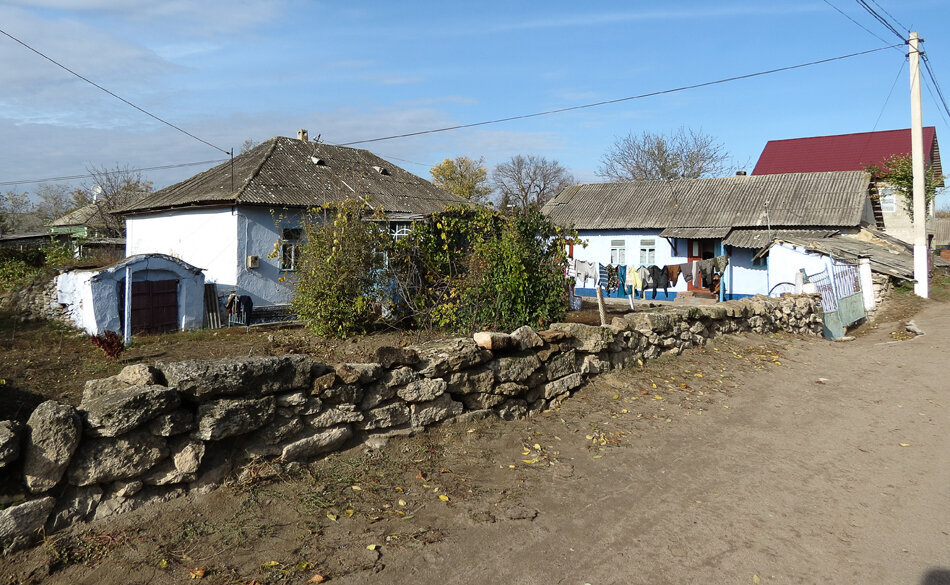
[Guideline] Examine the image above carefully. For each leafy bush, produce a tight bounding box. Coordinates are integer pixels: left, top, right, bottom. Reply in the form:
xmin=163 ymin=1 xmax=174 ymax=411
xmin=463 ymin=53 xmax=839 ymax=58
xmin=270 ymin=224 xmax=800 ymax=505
xmin=289 ymin=202 xmax=574 ymax=337
xmin=287 ymin=200 xmax=390 ymax=338
xmin=89 ymin=330 xmax=124 ymax=360
xmin=0 ymin=240 xmax=77 ymax=292
xmin=389 ymin=206 xmax=573 ymax=332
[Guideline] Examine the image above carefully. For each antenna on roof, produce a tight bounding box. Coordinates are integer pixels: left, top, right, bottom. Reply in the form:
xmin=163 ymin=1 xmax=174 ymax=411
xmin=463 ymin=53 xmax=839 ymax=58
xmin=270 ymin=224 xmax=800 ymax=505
xmin=309 ymin=133 xmax=326 ymax=165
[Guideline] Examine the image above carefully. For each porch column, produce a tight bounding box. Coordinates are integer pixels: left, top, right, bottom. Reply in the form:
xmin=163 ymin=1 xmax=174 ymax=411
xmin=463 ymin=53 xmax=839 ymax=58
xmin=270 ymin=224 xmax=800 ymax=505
xmin=859 ymin=257 xmax=874 ymax=312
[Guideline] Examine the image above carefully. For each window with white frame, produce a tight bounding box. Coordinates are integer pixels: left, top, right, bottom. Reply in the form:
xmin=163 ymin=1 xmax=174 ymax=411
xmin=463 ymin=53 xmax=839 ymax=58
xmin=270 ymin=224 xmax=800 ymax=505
xmin=639 ymin=238 xmax=656 ymax=265
xmin=610 ymin=239 xmax=626 ymax=264
xmin=280 ymin=228 xmax=302 ymax=270
xmin=390 ymin=222 xmax=411 ymax=240
xmin=879 ymin=187 xmax=897 ymax=213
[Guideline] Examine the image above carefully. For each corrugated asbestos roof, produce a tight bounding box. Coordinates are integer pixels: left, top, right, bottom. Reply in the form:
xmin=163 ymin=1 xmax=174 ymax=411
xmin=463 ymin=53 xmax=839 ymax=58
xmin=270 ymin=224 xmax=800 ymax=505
xmin=658 ymin=227 xmax=731 ymax=239
xmin=773 ymin=226 xmax=950 ymax=280
xmin=722 ymin=228 xmax=840 ymax=249
xmin=541 ymin=171 xmax=871 ymax=230
xmin=777 ymin=234 xmax=915 ymax=280
xmin=934 ymin=218 xmax=950 ymax=247
xmin=119 ymin=137 xmax=469 ymax=216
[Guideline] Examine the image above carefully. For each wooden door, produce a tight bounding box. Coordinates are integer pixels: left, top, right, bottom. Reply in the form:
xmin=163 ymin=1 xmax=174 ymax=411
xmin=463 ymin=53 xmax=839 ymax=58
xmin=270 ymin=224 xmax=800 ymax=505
xmin=686 ymin=240 xmax=715 ymax=292
xmin=129 ymin=279 xmax=179 ymax=334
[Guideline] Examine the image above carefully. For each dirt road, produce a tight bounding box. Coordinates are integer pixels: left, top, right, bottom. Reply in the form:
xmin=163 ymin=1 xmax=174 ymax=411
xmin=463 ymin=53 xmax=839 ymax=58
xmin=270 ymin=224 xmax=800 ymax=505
xmin=338 ymin=302 xmax=950 ymax=585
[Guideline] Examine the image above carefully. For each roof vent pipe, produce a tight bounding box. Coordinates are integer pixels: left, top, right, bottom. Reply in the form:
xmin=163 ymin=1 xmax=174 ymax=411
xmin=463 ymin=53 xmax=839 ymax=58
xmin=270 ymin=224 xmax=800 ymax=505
xmin=735 ymin=171 xmax=747 ymax=176
xmin=297 ymin=129 xmax=309 ymax=141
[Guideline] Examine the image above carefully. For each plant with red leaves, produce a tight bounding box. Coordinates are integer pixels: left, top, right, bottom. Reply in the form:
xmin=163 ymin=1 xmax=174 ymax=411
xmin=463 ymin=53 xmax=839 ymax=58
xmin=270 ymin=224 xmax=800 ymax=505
xmin=89 ymin=330 xmax=124 ymax=360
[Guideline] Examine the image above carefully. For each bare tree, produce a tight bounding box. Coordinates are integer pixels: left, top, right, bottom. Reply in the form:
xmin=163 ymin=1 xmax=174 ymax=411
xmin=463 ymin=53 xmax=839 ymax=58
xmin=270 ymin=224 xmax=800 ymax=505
xmin=0 ymin=190 xmax=33 ymax=234
xmin=492 ymin=155 xmax=574 ymax=211
xmin=597 ymin=127 xmax=731 ymax=181
xmin=33 ymin=183 xmax=85 ymax=222
xmin=75 ymin=165 xmax=154 ymax=237
xmin=240 ymin=139 xmax=259 ymax=154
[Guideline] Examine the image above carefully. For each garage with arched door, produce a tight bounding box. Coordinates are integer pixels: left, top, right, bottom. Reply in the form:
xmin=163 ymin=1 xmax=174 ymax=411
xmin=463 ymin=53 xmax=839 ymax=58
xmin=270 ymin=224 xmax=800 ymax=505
xmin=56 ymin=254 xmax=206 ymax=336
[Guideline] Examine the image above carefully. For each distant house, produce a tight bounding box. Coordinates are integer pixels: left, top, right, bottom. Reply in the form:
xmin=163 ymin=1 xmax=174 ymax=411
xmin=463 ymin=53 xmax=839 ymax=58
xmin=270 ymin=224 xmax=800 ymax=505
xmin=541 ymin=171 xmax=875 ymax=300
xmin=49 ymin=204 xmax=125 ymax=259
xmin=119 ymin=131 xmax=468 ymax=308
xmin=752 ymin=127 xmax=943 ymax=245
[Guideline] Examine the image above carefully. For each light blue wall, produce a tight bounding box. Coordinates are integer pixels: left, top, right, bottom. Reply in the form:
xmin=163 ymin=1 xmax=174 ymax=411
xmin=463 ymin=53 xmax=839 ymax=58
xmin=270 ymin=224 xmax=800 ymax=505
xmin=573 ymin=230 xmax=776 ymax=300
xmin=236 ymin=206 xmax=303 ymax=306
xmin=722 ymin=247 xmax=769 ymax=299
xmin=572 ymin=229 xmax=691 ymax=301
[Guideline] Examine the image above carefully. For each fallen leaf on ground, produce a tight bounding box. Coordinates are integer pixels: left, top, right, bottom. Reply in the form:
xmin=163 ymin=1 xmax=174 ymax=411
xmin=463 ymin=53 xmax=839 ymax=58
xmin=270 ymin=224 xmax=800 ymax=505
xmin=307 ymin=574 xmax=327 ymax=584
xmin=262 ymin=561 xmax=280 ymax=568
xmin=899 ymin=443 xmax=910 ymax=447
xmin=189 ymin=567 xmax=206 ymax=580
xmin=439 ymin=494 xmax=450 ymax=502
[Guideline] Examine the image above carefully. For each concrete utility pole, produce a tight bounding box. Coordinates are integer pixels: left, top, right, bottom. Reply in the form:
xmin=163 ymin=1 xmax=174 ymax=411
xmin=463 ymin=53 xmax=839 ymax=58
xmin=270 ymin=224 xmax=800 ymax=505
xmin=909 ymin=32 xmax=929 ymax=298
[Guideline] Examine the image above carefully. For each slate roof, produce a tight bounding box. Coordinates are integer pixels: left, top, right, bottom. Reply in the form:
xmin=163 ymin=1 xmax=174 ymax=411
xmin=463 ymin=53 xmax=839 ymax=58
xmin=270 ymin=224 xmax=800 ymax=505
xmin=51 ymin=204 xmax=105 ymax=228
xmin=935 ymin=217 xmax=950 ymax=247
xmin=119 ymin=137 xmax=468 ymax=216
xmin=541 ymin=171 xmax=872 ymax=231
xmin=771 ymin=226 xmax=949 ymax=281
xmin=722 ymin=228 xmax=840 ymax=249
xmin=752 ymin=127 xmax=942 ymax=180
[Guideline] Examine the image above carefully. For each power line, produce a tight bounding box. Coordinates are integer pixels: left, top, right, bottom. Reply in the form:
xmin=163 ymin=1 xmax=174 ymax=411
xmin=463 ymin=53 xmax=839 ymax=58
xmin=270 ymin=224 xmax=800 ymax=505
xmin=867 ymin=0 xmax=908 ymax=34
xmin=921 ymin=55 xmax=950 ymax=125
xmin=0 ymin=159 xmax=227 ymax=187
xmin=821 ymin=0 xmax=895 ymax=48
xmin=337 ymin=44 xmax=901 ymax=146
xmin=854 ymin=0 xmax=904 ymax=42
xmin=871 ymin=59 xmax=906 ymax=131
xmin=0 ymin=26 xmax=231 ymax=156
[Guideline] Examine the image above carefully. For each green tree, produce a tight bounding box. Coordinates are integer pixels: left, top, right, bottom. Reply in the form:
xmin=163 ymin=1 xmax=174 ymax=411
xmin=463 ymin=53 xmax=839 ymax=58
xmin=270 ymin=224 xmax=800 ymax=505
xmin=865 ymin=154 xmax=945 ymax=220
xmin=389 ymin=206 xmax=573 ymax=332
xmin=429 ymin=156 xmax=492 ymax=204
xmin=288 ymin=200 xmax=390 ymax=338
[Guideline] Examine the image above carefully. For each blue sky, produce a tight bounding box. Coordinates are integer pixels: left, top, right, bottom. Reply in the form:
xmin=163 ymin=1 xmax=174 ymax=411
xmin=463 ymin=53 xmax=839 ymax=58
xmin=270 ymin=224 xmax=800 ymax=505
xmin=1 ymin=1 xmax=949 ymax=208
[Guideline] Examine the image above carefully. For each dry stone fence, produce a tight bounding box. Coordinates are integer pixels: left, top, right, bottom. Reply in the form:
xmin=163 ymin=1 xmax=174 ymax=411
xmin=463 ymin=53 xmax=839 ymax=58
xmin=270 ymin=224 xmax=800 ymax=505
xmin=0 ymin=294 xmax=823 ymax=553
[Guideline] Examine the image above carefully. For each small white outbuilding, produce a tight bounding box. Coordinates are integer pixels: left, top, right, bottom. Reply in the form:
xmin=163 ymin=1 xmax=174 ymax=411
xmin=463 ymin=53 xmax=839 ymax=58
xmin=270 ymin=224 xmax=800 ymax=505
xmin=56 ymin=254 xmax=205 ymax=335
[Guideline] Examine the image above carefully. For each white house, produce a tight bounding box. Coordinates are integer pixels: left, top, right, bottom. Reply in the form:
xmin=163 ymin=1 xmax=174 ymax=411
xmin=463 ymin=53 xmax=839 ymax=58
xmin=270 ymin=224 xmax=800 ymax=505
xmin=542 ymin=171 xmax=876 ymax=301
xmin=119 ymin=131 xmax=468 ymax=308
xmin=56 ymin=253 xmax=205 ymax=335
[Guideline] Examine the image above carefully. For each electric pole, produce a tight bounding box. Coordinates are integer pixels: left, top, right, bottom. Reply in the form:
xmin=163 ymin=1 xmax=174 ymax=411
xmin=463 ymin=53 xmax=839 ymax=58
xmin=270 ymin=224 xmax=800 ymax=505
xmin=909 ymin=32 xmax=929 ymax=298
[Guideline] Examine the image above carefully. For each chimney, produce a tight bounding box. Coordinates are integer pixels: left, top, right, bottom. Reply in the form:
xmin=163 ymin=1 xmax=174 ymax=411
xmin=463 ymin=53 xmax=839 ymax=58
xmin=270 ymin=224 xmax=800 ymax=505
xmin=735 ymin=171 xmax=747 ymax=176
xmin=297 ymin=129 xmax=309 ymax=141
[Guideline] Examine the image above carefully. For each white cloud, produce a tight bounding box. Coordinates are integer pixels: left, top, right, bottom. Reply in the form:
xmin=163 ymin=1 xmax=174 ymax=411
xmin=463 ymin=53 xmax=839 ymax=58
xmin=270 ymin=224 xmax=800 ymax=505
xmin=1 ymin=0 xmax=285 ymax=35
xmin=0 ymin=6 xmax=179 ymax=127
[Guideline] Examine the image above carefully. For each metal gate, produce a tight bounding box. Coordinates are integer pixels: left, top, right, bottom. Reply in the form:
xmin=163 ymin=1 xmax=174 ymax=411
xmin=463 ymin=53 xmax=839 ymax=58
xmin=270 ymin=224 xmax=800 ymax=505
xmin=806 ymin=260 xmax=865 ymax=339
xmin=120 ymin=279 xmax=179 ymax=334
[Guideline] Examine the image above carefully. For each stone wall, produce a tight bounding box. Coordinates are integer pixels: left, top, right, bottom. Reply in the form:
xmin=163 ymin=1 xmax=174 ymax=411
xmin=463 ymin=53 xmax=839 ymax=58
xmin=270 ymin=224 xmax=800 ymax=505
xmin=0 ymin=276 xmax=68 ymax=324
xmin=0 ymin=294 xmax=823 ymax=554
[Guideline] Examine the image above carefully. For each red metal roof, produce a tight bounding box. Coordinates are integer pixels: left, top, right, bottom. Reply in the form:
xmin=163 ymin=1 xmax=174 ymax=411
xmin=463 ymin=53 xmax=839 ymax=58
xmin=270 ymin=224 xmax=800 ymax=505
xmin=752 ymin=127 xmax=939 ymax=175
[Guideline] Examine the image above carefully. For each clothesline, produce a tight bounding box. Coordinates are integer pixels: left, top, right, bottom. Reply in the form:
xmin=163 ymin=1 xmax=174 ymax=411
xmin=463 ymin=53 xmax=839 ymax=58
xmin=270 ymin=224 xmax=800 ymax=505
xmin=568 ymin=255 xmax=729 ymax=299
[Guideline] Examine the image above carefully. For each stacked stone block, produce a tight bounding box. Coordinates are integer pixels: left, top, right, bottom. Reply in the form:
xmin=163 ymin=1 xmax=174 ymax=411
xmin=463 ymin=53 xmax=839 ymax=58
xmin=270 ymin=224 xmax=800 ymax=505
xmin=0 ymin=294 xmax=822 ymax=553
